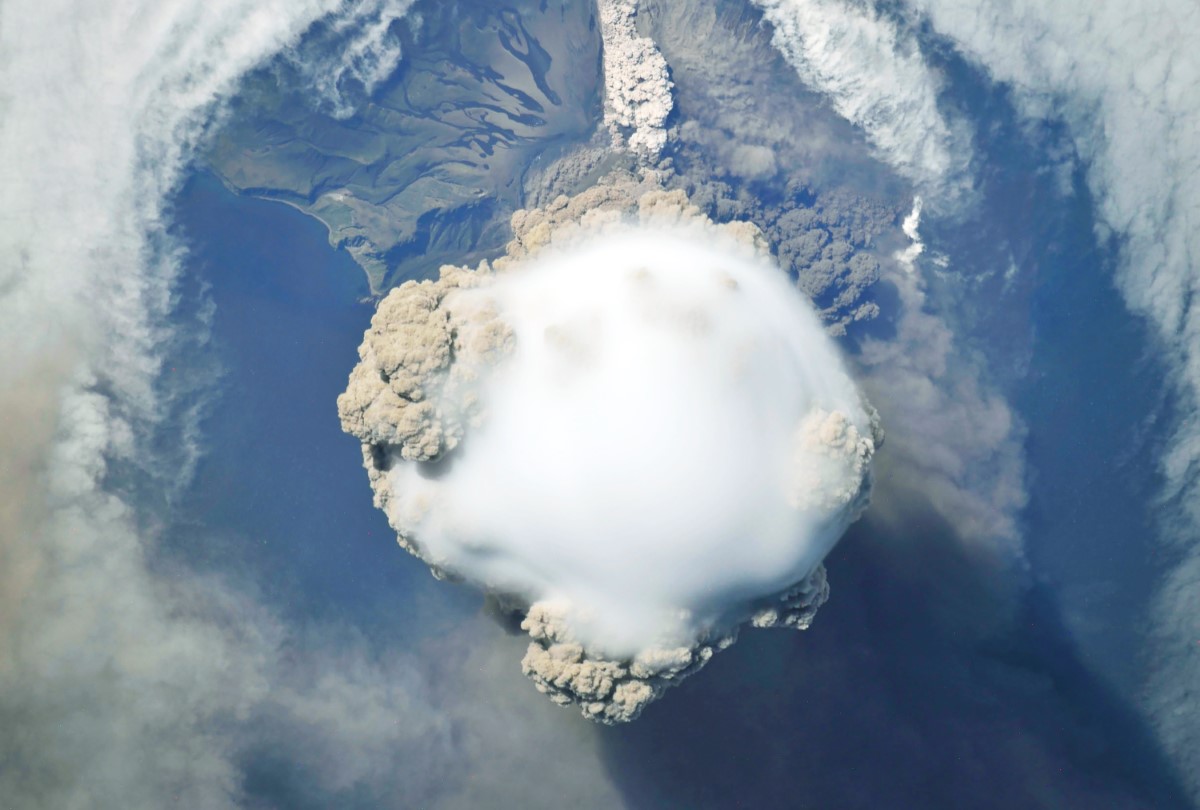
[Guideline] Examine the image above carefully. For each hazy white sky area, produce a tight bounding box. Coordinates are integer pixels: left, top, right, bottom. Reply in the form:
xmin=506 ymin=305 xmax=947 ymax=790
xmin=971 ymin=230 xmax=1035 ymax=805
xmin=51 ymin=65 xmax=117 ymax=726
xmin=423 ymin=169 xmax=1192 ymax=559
xmin=0 ymin=0 xmax=410 ymax=803
xmin=389 ymin=227 xmax=876 ymax=654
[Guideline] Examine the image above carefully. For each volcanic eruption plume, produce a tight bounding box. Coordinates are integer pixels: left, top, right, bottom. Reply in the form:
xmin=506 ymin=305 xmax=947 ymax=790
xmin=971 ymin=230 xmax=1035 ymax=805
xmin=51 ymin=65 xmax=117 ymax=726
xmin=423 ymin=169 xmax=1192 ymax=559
xmin=338 ymin=176 xmax=882 ymax=721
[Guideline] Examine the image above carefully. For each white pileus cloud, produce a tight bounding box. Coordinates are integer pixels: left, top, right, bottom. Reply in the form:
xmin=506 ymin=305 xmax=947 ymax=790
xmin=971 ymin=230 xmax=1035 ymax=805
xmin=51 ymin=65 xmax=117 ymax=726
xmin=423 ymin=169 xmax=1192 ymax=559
xmin=411 ymin=230 xmax=871 ymax=649
xmin=339 ymin=179 xmax=881 ymax=721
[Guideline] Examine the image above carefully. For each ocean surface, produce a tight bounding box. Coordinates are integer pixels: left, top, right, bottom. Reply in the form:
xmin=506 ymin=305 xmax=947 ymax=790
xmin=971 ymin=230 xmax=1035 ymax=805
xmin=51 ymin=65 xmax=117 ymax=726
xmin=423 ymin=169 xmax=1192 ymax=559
xmin=169 ymin=170 xmax=476 ymax=636
xmin=163 ymin=167 xmax=1188 ymax=808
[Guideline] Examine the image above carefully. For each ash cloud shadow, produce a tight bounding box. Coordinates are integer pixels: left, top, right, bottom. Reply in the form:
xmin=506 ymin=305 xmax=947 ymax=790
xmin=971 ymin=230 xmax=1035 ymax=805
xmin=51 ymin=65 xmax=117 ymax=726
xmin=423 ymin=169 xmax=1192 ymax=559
xmin=596 ymin=506 xmax=1192 ymax=810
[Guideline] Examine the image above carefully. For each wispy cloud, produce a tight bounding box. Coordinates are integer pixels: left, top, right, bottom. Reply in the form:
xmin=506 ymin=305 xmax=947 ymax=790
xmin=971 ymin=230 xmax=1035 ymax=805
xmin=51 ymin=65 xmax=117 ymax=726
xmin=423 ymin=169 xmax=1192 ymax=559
xmin=787 ymin=0 xmax=1200 ymax=795
xmin=893 ymin=195 xmax=925 ymax=270
xmin=751 ymin=0 xmax=976 ymax=208
xmin=285 ymin=0 xmax=417 ymax=118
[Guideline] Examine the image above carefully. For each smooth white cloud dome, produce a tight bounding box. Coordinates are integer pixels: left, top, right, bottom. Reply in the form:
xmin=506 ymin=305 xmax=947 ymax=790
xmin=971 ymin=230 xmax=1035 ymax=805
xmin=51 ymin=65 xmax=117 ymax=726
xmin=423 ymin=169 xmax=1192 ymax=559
xmin=388 ymin=226 xmax=876 ymax=654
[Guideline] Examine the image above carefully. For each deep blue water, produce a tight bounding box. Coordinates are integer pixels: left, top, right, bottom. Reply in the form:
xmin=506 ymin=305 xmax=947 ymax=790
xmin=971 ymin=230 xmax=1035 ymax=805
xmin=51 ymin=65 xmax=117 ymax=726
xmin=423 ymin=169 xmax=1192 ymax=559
xmin=1016 ymin=181 xmax=1170 ymax=695
xmin=169 ymin=170 xmax=476 ymax=635
xmin=937 ymin=67 xmax=1169 ymax=695
xmin=162 ymin=166 xmax=1188 ymax=809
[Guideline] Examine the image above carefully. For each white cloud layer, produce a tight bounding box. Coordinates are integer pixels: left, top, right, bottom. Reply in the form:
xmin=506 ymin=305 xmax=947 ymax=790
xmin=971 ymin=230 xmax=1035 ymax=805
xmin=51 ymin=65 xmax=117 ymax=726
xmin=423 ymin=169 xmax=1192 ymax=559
xmin=0 ymin=0 xmax=400 ymax=802
xmin=751 ymin=0 xmax=975 ymax=207
xmin=286 ymin=0 xmax=417 ymax=118
xmin=907 ymin=0 xmax=1200 ymax=538
xmin=0 ymin=1 xmax=622 ymax=806
xmin=760 ymin=0 xmax=1200 ymax=796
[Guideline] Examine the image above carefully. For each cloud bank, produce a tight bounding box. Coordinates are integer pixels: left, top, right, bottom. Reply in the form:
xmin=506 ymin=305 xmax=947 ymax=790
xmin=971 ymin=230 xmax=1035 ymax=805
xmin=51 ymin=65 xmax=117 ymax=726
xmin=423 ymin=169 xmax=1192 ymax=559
xmin=338 ymin=177 xmax=881 ymax=721
xmin=0 ymin=1 xmax=626 ymax=807
xmin=0 ymin=0 xmax=424 ymax=803
xmin=906 ymin=0 xmax=1200 ymax=534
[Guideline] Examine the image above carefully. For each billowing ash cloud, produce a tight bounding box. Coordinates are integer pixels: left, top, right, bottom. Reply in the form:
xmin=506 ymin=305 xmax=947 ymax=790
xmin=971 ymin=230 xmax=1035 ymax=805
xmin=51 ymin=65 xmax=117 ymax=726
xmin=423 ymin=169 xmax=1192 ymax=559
xmin=339 ymin=176 xmax=881 ymax=722
xmin=598 ymin=0 xmax=675 ymax=162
